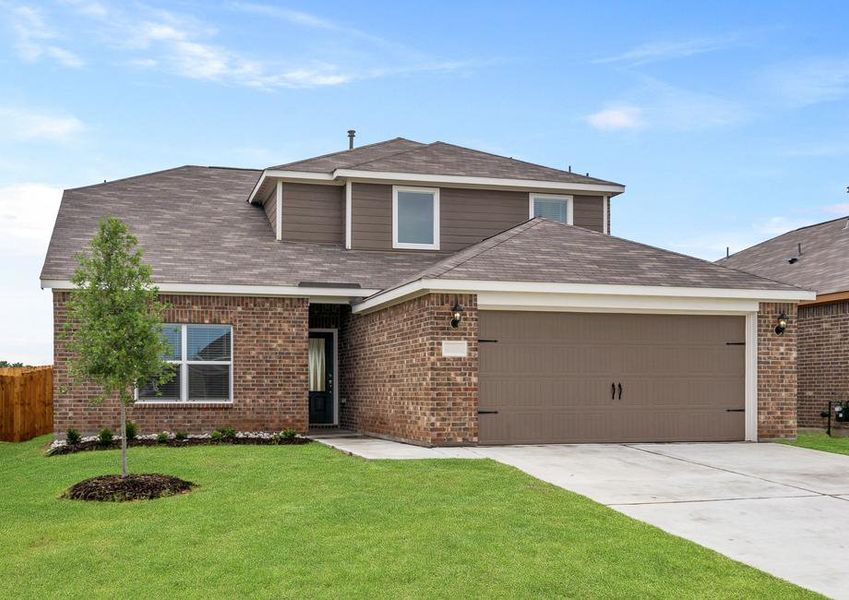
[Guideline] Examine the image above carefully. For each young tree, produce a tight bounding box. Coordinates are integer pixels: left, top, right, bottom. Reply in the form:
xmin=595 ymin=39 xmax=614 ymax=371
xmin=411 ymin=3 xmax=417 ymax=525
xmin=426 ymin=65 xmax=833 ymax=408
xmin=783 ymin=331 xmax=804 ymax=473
xmin=66 ymin=217 xmax=172 ymax=477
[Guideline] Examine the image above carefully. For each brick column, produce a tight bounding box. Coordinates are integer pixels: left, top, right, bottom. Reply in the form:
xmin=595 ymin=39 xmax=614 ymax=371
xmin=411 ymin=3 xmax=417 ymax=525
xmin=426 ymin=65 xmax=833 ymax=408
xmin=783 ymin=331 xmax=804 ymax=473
xmin=757 ymin=302 xmax=798 ymax=439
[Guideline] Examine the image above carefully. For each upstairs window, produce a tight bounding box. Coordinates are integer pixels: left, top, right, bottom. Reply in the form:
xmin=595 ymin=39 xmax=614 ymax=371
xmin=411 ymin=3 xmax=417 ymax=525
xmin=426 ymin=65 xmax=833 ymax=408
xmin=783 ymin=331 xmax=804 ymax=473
xmin=530 ymin=194 xmax=573 ymax=224
xmin=393 ymin=186 xmax=440 ymax=250
xmin=138 ymin=324 xmax=233 ymax=403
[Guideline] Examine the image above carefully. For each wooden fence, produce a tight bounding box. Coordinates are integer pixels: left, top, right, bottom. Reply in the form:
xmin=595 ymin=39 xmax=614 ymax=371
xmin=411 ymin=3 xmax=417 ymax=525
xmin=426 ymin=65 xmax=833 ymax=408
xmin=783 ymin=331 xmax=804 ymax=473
xmin=0 ymin=367 xmax=53 ymax=442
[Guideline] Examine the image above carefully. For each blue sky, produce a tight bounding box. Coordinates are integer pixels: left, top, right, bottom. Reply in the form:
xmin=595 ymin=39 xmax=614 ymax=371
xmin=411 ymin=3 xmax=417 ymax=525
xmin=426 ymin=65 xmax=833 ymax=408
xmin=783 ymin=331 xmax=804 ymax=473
xmin=2 ymin=0 xmax=848 ymax=364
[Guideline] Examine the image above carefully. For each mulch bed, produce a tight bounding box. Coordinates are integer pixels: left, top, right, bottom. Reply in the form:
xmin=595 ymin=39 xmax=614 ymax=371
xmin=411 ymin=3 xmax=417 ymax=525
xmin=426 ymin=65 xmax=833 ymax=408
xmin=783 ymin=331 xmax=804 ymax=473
xmin=48 ymin=435 xmax=310 ymax=456
xmin=62 ymin=474 xmax=195 ymax=502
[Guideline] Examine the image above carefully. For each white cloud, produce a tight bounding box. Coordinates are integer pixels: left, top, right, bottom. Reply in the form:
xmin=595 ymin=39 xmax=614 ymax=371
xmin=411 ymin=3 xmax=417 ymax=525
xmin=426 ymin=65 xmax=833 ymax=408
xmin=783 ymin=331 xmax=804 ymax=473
xmin=825 ymin=203 xmax=849 ymax=215
xmin=0 ymin=183 xmax=63 ymax=258
xmin=584 ymin=106 xmax=643 ymax=131
xmin=585 ymin=79 xmax=744 ymax=133
xmin=764 ymin=57 xmax=849 ymax=107
xmin=0 ymin=106 xmax=85 ymax=141
xmin=8 ymin=4 xmax=84 ymax=67
xmin=595 ymin=34 xmax=740 ymax=65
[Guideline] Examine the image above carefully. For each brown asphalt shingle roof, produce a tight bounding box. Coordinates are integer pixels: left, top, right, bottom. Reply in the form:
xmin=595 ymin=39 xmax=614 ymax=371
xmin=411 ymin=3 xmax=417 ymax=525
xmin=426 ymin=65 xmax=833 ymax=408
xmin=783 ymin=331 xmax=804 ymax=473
xmin=381 ymin=218 xmax=803 ymax=294
xmin=268 ymin=138 xmax=620 ymax=186
xmin=40 ymin=166 xmax=442 ymax=290
xmin=718 ymin=216 xmax=849 ymax=295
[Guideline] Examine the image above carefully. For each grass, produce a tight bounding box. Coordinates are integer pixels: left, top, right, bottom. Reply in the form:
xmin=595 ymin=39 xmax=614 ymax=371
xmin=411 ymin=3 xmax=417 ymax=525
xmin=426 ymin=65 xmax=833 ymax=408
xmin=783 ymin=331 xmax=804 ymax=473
xmin=780 ymin=431 xmax=849 ymax=456
xmin=0 ymin=437 xmax=816 ymax=599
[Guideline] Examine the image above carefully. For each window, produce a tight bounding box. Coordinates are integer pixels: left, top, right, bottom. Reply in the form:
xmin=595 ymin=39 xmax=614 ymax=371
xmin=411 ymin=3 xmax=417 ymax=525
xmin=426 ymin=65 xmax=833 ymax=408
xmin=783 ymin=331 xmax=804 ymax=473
xmin=138 ymin=324 xmax=233 ymax=403
xmin=393 ymin=186 xmax=439 ymax=249
xmin=530 ymin=194 xmax=573 ymax=224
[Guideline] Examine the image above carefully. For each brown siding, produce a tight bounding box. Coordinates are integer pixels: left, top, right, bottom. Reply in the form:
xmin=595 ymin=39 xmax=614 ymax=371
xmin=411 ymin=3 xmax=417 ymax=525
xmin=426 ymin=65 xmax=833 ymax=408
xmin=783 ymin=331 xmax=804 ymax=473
xmin=262 ymin=190 xmax=277 ymax=238
xmin=573 ymin=195 xmax=605 ymax=233
xmin=350 ymin=183 xmax=608 ymax=251
xmin=797 ymin=301 xmax=849 ymax=428
xmin=440 ymin=188 xmax=528 ymax=252
xmin=757 ymin=302 xmax=798 ymax=439
xmin=351 ymin=182 xmax=392 ymax=250
xmin=281 ymin=183 xmax=344 ymax=244
xmin=339 ymin=293 xmax=479 ymax=446
xmin=53 ymin=292 xmax=310 ymax=436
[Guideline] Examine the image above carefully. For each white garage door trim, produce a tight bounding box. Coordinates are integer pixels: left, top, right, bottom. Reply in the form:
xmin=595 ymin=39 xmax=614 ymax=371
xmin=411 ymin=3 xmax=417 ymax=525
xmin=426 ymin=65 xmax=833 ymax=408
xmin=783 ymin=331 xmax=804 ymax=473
xmin=477 ymin=292 xmax=759 ymax=442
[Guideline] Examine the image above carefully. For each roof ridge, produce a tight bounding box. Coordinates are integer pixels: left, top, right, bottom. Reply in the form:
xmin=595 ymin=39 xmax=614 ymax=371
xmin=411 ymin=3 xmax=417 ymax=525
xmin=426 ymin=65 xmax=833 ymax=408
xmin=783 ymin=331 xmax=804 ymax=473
xmin=723 ymin=214 xmax=849 ymax=262
xmin=427 ymin=141 xmax=622 ymax=186
xmin=345 ymin=141 xmax=438 ymax=170
xmin=269 ymin=137 xmax=422 ymax=170
xmin=65 ymin=165 xmax=258 ymax=193
xmin=426 ymin=219 xmax=544 ymax=279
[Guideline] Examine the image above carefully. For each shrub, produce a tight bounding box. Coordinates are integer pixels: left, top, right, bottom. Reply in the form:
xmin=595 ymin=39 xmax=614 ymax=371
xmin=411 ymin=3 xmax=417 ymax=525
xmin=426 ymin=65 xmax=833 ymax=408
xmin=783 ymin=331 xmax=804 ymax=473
xmin=215 ymin=427 xmax=236 ymax=440
xmin=125 ymin=421 xmax=137 ymax=441
xmin=98 ymin=427 xmax=113 ymax=447
xmin=156 ymin=431 xmax=169 ymax=444
xmin=66 ymin=428 xmax=81 ymax=445
xmin=175 ymin=431 xmax=188 ymax=441
xmin=210 ymin=430 xmax=223 ymax=442
xmin=280 ymin=428 xmax=297 ymax=441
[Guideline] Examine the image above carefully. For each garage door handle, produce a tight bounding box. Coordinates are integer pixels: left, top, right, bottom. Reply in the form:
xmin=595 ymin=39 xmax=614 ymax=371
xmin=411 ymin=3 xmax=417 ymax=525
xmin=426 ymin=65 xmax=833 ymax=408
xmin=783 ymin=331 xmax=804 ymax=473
xmin=726 ymin=409 xmax=744 ymax=412
xmin=478 ymin=410 xmax=499 ymax=414
xmin=617 ymin=383 xmax=623 ymax=400
xmin=611 ymin=383 xmax=616 ymax=400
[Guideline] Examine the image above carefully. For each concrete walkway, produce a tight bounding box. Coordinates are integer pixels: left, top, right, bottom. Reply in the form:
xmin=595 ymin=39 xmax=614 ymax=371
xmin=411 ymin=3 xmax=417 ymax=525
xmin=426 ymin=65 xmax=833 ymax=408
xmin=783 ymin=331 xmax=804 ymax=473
xmin=317 ymin=435 xmax=849 ymax=599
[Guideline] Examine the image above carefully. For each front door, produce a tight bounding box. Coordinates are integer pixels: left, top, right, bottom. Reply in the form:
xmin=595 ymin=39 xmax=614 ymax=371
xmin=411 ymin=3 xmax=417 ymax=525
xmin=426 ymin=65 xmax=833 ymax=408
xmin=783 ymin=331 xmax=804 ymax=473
xmin=308 ymin=331 xmax=335 ymax=425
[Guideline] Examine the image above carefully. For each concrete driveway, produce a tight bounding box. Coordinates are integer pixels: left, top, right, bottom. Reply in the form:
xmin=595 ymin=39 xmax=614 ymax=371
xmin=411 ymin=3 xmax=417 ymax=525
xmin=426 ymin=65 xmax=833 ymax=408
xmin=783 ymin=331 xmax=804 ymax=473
xmin=475 ymin=442 xmax=849 ymax=599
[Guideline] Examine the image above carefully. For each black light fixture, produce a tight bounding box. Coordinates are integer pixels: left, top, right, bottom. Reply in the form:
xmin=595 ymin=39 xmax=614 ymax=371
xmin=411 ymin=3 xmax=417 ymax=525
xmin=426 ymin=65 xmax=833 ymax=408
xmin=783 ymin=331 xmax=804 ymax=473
xmin=450 ymin=302 xmax=464 ymax=328
xmin=774 ymin=312 xmax=788 ymax=336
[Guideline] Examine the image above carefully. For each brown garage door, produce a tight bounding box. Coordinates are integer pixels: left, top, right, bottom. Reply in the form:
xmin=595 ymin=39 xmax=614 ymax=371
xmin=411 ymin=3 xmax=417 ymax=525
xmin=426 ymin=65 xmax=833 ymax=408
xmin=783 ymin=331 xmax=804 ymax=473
xmin=478 ymin=311 xmax=745 ymax=444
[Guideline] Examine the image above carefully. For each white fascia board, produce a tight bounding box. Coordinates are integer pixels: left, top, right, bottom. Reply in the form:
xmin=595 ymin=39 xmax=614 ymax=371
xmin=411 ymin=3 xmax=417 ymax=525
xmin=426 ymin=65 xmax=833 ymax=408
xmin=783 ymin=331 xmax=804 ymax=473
xmin=335 ymin=169 xmax=625 ymax=194
xmin=248 ymin=170 xmax=340 ymax=203
xmin=352 ymin=278 xmax=815 ymax=313
xmin=477 ymin=292 xmax=760 ymax=315
xmin=41 ymin=280 xmax=380 ymax=299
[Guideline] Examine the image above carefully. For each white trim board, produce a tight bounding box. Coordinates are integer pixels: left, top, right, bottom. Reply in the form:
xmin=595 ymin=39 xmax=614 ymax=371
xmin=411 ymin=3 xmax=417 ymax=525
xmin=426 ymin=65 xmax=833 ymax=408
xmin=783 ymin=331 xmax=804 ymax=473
xmin=352 ymin=278 xmax=815 ymax=314
xmin=41 ymin=280 xmax=380 ymax=300
xmin=275 ymin=181 xmax=282 ymax=241
xmin=745 ymin=312 xmax=758 ymax=441
xmin=344 ymin=180 xmax=352 ymax=250
xmin=248 ymin=168 xmax=625 ymax=203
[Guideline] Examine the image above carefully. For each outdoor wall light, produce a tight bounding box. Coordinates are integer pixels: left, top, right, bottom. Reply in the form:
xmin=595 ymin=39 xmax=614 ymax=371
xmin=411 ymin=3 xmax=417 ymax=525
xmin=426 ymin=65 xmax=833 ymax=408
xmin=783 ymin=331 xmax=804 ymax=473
xmin=450 ymin=302 xmax=464 ymax=328
xmin=774 ymin=313 xmax=788 ymax=336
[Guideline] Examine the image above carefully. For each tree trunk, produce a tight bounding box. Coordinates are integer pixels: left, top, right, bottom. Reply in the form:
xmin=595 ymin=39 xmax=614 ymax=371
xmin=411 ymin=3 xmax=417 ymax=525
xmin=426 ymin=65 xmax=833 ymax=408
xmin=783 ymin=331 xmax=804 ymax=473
xmin=119 ymin=398 xmax=128 ymax=478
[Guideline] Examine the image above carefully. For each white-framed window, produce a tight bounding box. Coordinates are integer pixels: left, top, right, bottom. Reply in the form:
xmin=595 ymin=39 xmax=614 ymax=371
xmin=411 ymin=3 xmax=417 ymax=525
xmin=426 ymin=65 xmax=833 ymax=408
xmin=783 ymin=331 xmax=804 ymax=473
xmin=529 ymin=193 xmax=573 ymax=224
xmin=138 ymin=324 xmax=233 ymax=403
xmin=392 ymin=186 xmax=440 ymax=250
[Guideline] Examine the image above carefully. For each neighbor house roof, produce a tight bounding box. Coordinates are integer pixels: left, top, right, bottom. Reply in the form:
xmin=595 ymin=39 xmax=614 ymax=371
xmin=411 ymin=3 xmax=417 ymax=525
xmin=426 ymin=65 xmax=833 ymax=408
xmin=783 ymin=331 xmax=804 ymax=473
xmin=718 ymin=216 xmax=849 ymax=296
xmin=40 ymin=166 xmax=442 ymax=292
xmin=377 ymin=218 xmax=805 ymax=295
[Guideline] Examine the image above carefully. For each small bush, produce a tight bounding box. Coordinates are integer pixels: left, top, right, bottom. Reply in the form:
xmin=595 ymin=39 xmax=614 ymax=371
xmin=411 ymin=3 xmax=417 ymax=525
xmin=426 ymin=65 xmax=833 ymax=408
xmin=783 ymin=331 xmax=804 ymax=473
xmin=175 ymin=431 xmax=188 ymax=441
xmin=66 ymin=429 xmax=81 ymax=445
xmin=125 ymin=422 xmax=137 ymax=441
xmin=210 ymin=430 xmax=223 ymax=442
xmin=280 ymin=428 xmax=297 ymax=441
xmin=98 ymin=428 xmax=113 ymax=447
xmin=215 ymin=427 xmax=236 ymax=440
xmin=156 ymin=431 xmax=169 ymax=444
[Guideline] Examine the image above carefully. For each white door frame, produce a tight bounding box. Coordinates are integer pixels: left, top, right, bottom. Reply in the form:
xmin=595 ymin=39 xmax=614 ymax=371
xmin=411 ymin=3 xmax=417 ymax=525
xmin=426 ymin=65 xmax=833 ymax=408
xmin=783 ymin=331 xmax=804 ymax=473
xmin=309 ymin=328 xmax=339 ymax=426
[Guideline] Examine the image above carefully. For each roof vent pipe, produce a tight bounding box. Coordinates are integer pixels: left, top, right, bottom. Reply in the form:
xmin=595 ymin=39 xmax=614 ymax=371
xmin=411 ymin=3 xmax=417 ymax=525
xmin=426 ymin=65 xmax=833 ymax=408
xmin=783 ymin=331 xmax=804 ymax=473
xmin=347 ymin=129 xmax=356 ymax=150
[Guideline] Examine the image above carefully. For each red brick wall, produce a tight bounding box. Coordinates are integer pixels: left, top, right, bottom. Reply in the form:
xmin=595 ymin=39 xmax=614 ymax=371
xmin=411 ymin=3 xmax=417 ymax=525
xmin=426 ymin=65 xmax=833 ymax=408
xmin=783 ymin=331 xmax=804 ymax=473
xmin=757 ymin=302 xmax=798 ymax=439
xmin=797 ymin=301 xmax=849 ymax=428
xmin=53 ymin=292 xmax=309 ymax=436
xmin=339 ymin=294 xmax=478 ymax=446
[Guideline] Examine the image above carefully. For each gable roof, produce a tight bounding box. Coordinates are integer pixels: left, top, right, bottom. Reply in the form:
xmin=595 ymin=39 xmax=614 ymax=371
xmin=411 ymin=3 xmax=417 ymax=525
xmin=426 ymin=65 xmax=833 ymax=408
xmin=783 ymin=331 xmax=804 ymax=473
xmin=41 ymin=166 xmax=442 ymax=292
xmin=718 ymin=216 xmax=849 ymax=296
xmin=376 ymin=217 xmax=805 ymax=296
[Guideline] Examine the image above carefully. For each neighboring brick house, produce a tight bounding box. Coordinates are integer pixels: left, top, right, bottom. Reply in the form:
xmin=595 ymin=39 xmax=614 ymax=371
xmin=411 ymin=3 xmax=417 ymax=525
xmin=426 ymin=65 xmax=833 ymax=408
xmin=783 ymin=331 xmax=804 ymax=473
xmin=41 ymin=136 xmax=813 ymax=446
xmin=720 ymin=217 xmax=849 ymax=430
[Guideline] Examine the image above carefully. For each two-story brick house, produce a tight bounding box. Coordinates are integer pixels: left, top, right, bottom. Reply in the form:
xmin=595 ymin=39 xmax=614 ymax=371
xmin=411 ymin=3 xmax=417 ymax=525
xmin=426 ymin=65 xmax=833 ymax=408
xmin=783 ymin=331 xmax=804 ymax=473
xmin=41 ymin=136 xmax=813 ymax=445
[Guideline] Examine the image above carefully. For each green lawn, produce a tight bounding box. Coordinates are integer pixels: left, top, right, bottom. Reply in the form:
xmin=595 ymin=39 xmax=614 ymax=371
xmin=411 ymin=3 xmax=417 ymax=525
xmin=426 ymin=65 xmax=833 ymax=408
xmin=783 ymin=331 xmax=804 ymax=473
xmin=1 ymin=437 xmax=816 ymax=599
xmin=781 ymin=431 xmax=849 ymax=456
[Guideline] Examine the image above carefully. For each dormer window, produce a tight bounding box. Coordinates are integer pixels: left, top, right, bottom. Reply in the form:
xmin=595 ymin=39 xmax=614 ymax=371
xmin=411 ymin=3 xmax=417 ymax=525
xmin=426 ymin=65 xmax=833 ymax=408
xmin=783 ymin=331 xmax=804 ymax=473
xmin=530 ymin=193 xmax=573 ymax=224
xmin=393 ymin=186 xmax=440 ymax=250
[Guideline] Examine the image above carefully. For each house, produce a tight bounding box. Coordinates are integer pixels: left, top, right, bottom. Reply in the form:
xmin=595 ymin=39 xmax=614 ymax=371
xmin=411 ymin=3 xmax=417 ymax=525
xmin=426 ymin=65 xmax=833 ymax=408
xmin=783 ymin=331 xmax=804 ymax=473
xmin=41 ymin=136 xmax=814 ymax=446
xmin=719 ymin=217 xmax=849 ymax=429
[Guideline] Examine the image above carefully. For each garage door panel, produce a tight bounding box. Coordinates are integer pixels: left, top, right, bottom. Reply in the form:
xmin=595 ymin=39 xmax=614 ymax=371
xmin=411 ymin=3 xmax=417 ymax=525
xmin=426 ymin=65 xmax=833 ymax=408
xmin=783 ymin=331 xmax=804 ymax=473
xmin=478 ymin=311 xmax=746 ymax=444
